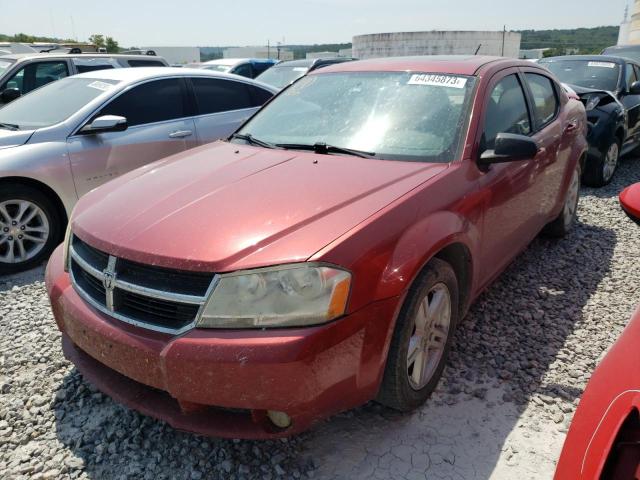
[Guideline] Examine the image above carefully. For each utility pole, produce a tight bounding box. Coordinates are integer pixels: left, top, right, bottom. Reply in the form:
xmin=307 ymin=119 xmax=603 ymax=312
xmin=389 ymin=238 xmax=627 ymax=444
xmin=501 ymin=25 xmax=506 ymax=56
xmin=267 ymin=40 xmax=270 ymax=59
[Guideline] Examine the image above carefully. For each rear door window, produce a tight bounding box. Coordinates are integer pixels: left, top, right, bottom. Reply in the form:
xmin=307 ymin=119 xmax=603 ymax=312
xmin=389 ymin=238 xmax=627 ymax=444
xmin=99 ymin=78 xmax=188 ymax=126
xmin=127 ymin=59 xmax=167 ymax=67
xmin=483 ymin=74 xmax=531 ymax=150
xmin=246 ymin=85 xmax=274 ymax=106
xmin=73 ymin=57 xmax=119 ymax=73
xmin=524 ymin=73 xmax=559 ymax=128
xmin=191 ymin=77 xmax=253 ymax=114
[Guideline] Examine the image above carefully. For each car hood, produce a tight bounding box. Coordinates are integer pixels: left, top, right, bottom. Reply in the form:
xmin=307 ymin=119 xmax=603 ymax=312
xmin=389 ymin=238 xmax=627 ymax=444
xmin=0 ymin=128 xmax=35 ymax=149
xmin=73 ymin=142 xmax=447 ymax=272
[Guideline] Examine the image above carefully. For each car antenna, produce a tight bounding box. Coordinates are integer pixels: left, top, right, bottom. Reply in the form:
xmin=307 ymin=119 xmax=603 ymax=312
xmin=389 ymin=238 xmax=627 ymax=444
xmin=474 ymin=44 xmax=482 ymax=55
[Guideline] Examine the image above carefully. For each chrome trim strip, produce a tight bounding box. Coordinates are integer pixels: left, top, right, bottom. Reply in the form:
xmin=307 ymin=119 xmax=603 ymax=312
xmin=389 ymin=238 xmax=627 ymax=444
xmin=69 ymin=242 xmax=216 ymax=335
xmin=69 ymin=246 xmax=103 ymax=279
xmin=70 ymin=265 xmax=199 ymax=336
xmin=115 ymin=279 xmax=206 ymax=305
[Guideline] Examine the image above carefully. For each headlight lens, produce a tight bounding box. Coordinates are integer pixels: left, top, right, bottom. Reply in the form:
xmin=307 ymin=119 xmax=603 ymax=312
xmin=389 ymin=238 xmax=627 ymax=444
xmin=62 ymin=222 xmax=73 ymax=272
xmin=197 ymin=263 xmax=351 ymax=328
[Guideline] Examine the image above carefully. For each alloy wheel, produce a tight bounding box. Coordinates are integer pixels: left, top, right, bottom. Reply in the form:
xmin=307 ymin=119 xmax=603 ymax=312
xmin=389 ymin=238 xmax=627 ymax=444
xmin=407 ymin=282 xmax=452 ymax=390
xmin=0 ymin=200 xmax=50 ymax=264
xmin=603 ymin=142 xmax=619 ymax=183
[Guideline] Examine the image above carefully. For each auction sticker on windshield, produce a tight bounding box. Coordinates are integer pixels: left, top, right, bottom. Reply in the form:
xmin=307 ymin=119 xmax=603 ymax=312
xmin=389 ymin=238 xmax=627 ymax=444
xmin=408 ymin=74 xmax=468 ymax=88
xmin=587 ymin=61 xmax=616 ymax=69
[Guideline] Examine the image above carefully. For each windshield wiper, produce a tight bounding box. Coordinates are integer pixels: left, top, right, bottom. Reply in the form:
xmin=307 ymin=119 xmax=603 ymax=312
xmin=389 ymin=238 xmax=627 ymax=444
xmin=0 ymin=122 xmax=19 ymax=131
xmin=230 ymin=133 xmax=277 ymax=149
xmin=276 ymin=142 xmax=375 ymax=159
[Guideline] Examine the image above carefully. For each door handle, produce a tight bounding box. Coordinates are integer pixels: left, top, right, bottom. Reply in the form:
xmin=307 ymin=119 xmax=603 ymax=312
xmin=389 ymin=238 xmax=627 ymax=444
xmin=169 ymin=130 xmax=193 ymax=138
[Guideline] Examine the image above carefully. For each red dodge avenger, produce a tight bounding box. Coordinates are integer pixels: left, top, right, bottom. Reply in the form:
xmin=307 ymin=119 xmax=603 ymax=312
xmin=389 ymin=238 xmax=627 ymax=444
xmin=46 ymin=56 xmax=587 ymax=438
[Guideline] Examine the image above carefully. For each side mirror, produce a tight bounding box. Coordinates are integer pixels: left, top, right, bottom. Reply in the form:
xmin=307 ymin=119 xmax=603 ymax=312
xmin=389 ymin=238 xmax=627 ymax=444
xmin=479 ymin=133 xmax=538 ymax=167
xmin=629 ymin=81 xmax=640 ymax=95
xmin=0 ymin=88 xmax=21 ymax=103
xmin=79 ymin=115 xmax=128 ymax=134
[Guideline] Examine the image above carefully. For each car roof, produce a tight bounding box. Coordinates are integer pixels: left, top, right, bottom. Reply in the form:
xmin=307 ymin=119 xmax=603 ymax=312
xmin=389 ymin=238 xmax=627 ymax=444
xmin=70 ymin=67 xmax=279 ymax=91
xmin=313 ymin=55 xmax=532 ymax=76
xmin=539 ymin=55 xmax=630 ymax=65
xmin=0 ymin=52 xmax=166 ymax=62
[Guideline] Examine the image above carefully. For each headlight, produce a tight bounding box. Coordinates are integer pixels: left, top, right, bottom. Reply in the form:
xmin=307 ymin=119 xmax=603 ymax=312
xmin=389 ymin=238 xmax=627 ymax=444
xmin=62 ymin=221 xmax=73 ymax=272
xmin=197 ymin=263 xmax=351 ymax=328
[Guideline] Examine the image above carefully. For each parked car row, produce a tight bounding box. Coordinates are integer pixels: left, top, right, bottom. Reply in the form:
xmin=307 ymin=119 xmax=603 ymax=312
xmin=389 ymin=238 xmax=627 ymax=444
xmin=0 ymin=52 xmax=169 ymax=105
xmin=43 ymin=56 xmax=588 ymax=438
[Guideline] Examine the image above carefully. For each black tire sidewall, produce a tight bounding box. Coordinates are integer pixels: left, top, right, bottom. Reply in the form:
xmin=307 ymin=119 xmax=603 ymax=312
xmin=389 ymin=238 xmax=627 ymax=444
xmin=0 ymin=185 xmax=62 ymax=274
xmin=379 ymin=258 xmax=459 ymax=411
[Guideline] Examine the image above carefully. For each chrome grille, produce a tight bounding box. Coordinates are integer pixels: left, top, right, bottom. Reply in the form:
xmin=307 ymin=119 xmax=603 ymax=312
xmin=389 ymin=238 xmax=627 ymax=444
xmin=69 ymin=236 xmax=216 ymax=334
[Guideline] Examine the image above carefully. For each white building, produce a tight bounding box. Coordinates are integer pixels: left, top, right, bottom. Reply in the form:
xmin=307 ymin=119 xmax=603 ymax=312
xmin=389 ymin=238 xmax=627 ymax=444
xmin=619 ymin=5 xmax=631 ymax=45
xmin=223 ymin=46 xmax=293 ymax=61
xmin=352 ymin=31 xmax=522 ymax=59
xmin=142 ymin=47 xmax=200 ymax=65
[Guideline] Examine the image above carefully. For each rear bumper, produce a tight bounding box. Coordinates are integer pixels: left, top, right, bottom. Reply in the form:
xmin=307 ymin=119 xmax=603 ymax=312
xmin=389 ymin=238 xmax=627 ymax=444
xmin=46 ymin=245 xmax=400 ymax=438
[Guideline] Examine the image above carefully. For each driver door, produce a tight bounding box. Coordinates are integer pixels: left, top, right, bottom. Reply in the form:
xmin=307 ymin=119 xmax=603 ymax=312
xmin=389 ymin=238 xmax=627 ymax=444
xmin=67 ymin=78 xmax=197 ymax=197
xmin=477 ymin=70 xmax=547 ymax=282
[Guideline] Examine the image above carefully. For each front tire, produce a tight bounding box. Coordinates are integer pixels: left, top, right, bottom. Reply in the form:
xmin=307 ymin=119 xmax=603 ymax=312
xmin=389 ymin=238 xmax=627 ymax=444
xmin=543 ymin=163 xmax=580 ymax=238
xmin=583 ymin=139 xmax=619 ymax=187
xmin=0 ymin=185 xmax=62 ymax=275
xmin=377 ymin=258 xmax=459 ymax=412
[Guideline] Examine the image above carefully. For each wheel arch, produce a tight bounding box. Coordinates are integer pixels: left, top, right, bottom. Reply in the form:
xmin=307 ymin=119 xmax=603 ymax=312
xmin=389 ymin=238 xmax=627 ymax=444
xmin=0 ymin=176 xmax=69 ymax=227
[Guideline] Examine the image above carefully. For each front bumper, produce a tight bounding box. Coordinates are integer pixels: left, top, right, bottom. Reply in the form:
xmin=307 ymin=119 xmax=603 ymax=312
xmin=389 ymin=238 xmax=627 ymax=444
xmin=46 ymin=245 xmax=400 ymax=438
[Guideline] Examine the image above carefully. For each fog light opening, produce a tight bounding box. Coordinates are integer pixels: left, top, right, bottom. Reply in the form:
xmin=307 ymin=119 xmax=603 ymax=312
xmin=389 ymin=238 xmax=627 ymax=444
xmin=267 ymin=410 xmax=292 ymax=429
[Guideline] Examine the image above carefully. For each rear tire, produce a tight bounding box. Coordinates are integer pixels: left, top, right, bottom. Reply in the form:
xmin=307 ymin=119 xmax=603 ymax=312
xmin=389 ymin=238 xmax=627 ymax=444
xmin=543 ymin=163 xmax=581 ymax=238
xmin=0 ymin=185 xmax=62 ymax=275
xmin=583 ymin=139 xmax=619 ymax=187
xmin=377 ymin=258 xmax=459 ymax=412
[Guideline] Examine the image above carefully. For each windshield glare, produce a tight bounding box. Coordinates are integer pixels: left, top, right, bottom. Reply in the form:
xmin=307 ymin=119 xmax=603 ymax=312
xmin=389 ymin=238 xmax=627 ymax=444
xmin=237 ymin=72 xmax=476 ymax=163
xmin=0 ymin=77 xmax=120 ymax=129
xmin=541 ymin=60 xmax=620 ymax=91
xmin=256 ymin=66 xmax=310 ymax=89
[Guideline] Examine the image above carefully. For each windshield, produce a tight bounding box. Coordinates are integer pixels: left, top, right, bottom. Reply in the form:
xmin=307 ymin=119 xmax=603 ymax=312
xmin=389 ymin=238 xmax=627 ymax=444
xmin=603 ymin=46 xmax=640 ymax=62
xmin=256 ymin=66 xmax=309 ymax=89
xmin=541 ymin=60 xmax=620 ymax=91
xmin=0 ymin=77 xmax=120 ymax=129
xmin=0 ymin=59 xmax=13 ymax=76
xmin=236 ymin=72 xmax=476 ymax=163
xmin=202 ymin=64 xmax=232 ymax=73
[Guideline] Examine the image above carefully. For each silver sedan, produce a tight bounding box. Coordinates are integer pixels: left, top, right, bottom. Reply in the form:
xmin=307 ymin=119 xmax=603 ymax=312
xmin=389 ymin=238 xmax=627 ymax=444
xmin=0 ymin=67 xmax=277 ymax=273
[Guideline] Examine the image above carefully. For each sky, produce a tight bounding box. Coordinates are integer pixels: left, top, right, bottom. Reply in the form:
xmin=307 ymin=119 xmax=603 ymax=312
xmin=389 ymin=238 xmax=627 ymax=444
xmin=0 ymin=0 xmax=629 ymax=47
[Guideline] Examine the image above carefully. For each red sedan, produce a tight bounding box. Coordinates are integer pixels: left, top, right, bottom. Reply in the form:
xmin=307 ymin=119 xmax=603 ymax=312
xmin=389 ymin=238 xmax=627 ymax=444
xmin=46 ymin=56 xmax=587 ymax=438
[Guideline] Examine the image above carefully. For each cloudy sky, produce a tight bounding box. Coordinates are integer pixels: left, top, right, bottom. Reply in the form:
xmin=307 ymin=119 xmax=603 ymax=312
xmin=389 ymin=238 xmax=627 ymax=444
xmin=1 ymin=0 xmax=629 ymax=47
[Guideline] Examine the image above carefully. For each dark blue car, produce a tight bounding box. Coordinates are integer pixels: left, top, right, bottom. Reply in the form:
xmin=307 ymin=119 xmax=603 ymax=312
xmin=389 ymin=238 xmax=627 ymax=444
xmin=540 ymin=55 xmax=640 ymax=186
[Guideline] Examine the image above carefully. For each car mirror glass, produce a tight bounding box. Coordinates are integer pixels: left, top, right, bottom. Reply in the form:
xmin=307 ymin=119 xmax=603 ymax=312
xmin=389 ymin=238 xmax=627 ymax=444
xmin=1 ymin=88 xmax=21 ymax=103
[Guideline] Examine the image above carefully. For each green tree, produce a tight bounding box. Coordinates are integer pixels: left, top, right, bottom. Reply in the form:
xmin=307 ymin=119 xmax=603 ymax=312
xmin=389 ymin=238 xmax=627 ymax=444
xmin=88 ymin=34 xmax=105 ymax=48
xmin=105 ymin=37 xmax=119 ymax=53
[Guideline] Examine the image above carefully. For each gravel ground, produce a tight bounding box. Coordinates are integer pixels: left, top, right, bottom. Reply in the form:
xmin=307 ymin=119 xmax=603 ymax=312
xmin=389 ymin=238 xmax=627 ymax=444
xmin=1 ymin=157 xmax=640 ymax=480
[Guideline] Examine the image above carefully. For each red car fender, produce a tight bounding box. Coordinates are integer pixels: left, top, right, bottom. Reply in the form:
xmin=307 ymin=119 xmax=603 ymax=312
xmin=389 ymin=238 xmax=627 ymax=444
xmin=620 ymin=183 xmax=640 ymax=222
